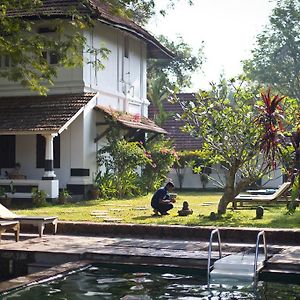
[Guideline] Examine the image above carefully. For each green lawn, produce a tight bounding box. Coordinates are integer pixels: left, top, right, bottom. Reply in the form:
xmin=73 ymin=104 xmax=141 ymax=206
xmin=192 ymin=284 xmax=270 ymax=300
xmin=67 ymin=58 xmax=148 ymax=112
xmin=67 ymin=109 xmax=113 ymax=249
xmin=13 ymin=191 xmax=300 ymax=229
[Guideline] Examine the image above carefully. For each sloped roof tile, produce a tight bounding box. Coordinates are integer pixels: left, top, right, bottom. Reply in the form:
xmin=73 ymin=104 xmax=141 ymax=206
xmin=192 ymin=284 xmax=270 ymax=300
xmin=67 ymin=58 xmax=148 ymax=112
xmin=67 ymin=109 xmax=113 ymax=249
xmin=95 ymin=105 xmax=167 ymax=134
xmin=0 ymin=93 xmax=96 ymax=133
xmin=148 ymin=93 xmax=202 ymax=151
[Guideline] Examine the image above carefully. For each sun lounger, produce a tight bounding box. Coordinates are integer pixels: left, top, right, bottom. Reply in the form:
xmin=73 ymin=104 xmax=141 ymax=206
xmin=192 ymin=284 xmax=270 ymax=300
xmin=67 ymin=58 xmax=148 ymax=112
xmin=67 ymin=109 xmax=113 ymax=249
xmin=0 ymin=220 xmax=20 ymax=242
xmin=0 ymin=204 xmax=57 ymax=237
xmin=233 ymin=182 xmax=291 ymax=209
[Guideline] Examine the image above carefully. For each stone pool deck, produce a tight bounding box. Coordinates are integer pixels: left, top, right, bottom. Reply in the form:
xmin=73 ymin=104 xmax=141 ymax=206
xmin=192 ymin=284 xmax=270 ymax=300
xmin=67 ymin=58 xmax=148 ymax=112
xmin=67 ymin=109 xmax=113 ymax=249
xmin=0 ymin=222 xmax=299 ymax=293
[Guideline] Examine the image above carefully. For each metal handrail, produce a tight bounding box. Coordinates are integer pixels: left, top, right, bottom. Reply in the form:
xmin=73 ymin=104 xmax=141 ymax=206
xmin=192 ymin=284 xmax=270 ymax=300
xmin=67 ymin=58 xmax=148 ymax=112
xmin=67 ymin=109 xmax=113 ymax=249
xmin=254 ymin=230 xmax=267 ymax=281
xmin=207 ymin=228 xmax=222 ymax=284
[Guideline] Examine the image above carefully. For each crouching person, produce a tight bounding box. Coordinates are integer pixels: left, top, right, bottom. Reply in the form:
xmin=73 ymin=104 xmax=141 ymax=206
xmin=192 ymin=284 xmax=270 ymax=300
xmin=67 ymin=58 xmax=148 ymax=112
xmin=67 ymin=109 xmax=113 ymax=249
xmin=151 ymin=181 xmax=175 ymax=215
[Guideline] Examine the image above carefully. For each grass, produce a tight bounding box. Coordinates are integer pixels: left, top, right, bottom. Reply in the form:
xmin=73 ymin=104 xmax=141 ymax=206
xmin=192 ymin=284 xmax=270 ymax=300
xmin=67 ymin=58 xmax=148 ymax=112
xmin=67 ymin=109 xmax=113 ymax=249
xmin=12 ymin=191 xmax=300 ymax=229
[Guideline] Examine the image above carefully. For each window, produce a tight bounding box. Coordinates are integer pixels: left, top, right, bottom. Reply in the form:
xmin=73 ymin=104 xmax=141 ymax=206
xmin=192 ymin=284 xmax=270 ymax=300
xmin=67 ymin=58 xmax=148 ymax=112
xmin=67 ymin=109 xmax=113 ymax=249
xmin=124 ymin=36 xmax=129 ymax=58
xmin=0 ymin=56 xmax=11 ymax=68
xmin=0 ymin=135 xmax=16 ymax=168
xmin=49 ymin=51 xmax=59 ymax=65
xmin=4 ymin=56 xmax=10 ymax=68
xmin=38 ymin=27 xmax=57 ymax=34
xmin=36 ymin=135 xmax=60 ymax=168
xmin=41 ymin=51 xmax=59 ymax=65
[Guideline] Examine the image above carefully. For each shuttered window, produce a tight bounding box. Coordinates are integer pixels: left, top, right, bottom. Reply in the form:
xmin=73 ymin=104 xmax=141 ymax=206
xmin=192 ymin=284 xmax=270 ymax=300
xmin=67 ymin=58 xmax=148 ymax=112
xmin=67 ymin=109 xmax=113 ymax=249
xmin=0 ymin=135 xmax=16 ymax=168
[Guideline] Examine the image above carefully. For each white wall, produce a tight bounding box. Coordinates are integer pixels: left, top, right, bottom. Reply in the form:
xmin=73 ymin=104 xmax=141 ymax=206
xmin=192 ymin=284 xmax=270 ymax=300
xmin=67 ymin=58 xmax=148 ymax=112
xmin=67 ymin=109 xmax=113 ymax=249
xmin=0 ymin=20 xmax=150 ymax=190
xmin=168 ymin=166 xmax=284 ymax=190
xmin=83 ymin=23 xmax=148 ymax=116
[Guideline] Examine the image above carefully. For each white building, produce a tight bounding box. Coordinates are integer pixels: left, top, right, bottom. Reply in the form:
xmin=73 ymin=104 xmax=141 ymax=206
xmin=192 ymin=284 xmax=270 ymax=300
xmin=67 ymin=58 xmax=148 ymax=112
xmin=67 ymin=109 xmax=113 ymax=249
xmin=0 ymin=1 xmax=170 ymax=200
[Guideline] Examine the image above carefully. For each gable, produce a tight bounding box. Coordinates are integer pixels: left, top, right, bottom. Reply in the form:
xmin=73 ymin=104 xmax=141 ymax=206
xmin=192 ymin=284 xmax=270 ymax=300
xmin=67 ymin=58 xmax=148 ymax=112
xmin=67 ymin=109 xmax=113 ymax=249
xmin=7 ymin=0 xmax=173 ymax=59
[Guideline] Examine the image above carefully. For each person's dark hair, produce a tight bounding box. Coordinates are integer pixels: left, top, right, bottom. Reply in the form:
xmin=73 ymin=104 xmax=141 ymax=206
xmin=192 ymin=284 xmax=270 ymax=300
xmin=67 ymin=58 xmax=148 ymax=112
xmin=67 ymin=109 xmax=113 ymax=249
xmin=165 ymin=181 xmax=174 ymax=188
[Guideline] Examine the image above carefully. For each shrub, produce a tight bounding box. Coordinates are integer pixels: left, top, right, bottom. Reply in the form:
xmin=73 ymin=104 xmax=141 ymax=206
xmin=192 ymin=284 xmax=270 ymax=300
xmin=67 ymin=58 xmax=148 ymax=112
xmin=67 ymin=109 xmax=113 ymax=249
xmin=141 ymin=138 xmax=178 ymax=192
xmin=96 ymin=127 xmax=151 ymax=199
xmin=58 ymin=189 xmax=71 ymax=204
xmin=31 ymin=188 xmax=47 ymax=207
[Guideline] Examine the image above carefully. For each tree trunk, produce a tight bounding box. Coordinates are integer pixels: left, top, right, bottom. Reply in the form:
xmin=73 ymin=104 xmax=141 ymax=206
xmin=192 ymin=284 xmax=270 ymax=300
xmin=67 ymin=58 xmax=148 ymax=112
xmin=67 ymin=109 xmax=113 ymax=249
xmin=218 ymin=186 xmax=235 ymax=214
xmin=217 ymin=169 xmax=260 ymax=214
xmin=217 ymin=171 xmax=236 ymax=214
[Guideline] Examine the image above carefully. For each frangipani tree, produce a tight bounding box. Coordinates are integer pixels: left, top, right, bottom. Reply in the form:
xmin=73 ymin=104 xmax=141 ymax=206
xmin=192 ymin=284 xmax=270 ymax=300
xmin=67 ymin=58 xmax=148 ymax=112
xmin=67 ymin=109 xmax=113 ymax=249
xmin=176 ymin=79 xmax=298 ymax=214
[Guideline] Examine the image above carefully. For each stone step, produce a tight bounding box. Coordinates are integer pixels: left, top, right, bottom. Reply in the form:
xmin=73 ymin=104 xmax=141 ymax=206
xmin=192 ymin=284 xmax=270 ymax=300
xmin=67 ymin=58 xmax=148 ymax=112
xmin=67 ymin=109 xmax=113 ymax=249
xmin=210 ymin=269 xmax=255 ymax=281
xmin=214 ymin=253 xmax=265 ymax=272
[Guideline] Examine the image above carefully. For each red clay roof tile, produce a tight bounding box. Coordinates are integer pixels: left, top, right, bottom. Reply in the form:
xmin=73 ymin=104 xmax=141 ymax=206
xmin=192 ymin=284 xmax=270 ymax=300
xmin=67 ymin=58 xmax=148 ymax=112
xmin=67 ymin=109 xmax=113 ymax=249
xmin=148 ymin=93 xmax=202 ymax=151
xmin=95 ymin=105 xmax=167 ymax=134
xmin=0 ymin=93 xmax=96 ymax=133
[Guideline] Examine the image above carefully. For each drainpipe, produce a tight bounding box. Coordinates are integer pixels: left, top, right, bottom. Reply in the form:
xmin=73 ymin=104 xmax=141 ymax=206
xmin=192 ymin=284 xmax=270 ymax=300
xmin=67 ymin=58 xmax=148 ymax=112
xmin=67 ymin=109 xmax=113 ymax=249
xmin=42 ymin=133 xmax=57 ymax=180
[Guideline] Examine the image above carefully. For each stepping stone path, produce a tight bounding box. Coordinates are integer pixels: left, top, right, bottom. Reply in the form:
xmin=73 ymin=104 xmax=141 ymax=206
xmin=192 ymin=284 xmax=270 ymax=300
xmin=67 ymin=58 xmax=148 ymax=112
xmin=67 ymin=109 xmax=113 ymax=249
xmin=102 ymin=204 xmax=132 ymax=207
xmin=103 ymin=218 xmax=123 ymax=223
xmin=90 ymin=211 xmax=109 ymax=216
xmin=133 ymin=207 xmax=148 ymax=210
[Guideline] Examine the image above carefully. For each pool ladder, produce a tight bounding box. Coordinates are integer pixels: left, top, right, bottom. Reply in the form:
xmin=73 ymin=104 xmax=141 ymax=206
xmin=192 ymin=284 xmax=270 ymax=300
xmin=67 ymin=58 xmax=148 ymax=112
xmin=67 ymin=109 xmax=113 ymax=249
xmin=207 ymin=228 xmax=267 ymax=286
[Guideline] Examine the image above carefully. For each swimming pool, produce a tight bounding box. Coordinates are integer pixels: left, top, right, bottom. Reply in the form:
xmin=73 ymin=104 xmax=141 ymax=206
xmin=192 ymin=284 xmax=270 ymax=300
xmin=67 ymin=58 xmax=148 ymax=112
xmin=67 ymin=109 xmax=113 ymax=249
xmin=1 ymin=265 xmax=300 ymax=299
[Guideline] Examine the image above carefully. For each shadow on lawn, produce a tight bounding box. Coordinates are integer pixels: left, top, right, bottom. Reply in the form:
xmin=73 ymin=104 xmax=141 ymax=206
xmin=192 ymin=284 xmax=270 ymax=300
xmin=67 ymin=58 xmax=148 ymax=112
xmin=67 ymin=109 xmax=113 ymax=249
xmin=132 ymin=214 xmax=164 ymax=221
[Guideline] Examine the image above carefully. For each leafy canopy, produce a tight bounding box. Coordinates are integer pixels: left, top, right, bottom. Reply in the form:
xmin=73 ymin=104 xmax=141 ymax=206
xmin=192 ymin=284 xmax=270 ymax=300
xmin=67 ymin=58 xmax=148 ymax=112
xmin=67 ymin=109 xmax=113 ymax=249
xmin=243 ymin=0 xmax=300 ymax=101
xmin=0 ymin=0 xmax=193 ymax=94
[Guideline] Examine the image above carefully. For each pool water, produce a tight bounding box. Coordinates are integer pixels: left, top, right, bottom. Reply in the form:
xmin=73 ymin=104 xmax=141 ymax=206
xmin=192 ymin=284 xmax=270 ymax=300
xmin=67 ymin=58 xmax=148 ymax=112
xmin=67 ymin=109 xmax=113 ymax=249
xmin=2 ymin=265 xmax=300 ymax=300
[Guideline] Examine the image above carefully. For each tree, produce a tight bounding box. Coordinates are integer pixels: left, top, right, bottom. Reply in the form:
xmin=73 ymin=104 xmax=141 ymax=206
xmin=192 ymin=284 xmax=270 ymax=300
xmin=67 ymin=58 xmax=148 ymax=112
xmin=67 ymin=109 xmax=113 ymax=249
xmin=176 ymin=79 xmax=294 ymax=214
xmin=147 ymin=35 xmax=204 ymax=126
xmin=0 ymin=0 xmax=110 ymax=94
xmin=148 ymin=35 xmax=204 ymax=90
xmin=243 ymin=0 xmax=300 ymax=101
xmin=0 ymin=0 xmax=193 ymax=94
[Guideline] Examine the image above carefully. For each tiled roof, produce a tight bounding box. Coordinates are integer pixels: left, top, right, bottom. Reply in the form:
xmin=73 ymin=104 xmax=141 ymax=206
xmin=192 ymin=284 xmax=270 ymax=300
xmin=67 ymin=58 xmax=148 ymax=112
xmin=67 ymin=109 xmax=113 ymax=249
xmin=148 ymin=93 xmax=202 ymax=151
xmin=7 ymin=0 xmax=173 ymax=59
xmin=0 ymin=93 xmax=96 ymax=133
xmin=94 ymin=105 xmax=168 ymax=134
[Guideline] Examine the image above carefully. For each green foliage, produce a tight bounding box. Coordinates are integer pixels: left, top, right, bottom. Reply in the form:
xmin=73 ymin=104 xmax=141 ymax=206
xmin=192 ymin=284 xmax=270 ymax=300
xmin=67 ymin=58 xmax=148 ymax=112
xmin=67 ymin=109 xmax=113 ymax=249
xmin=58 ymin=189 xmax=71 ymax=204
xmin=175 ymin=78 xmax=269 ymax=213
xmin=31 ymin=188 xmax=47 ymax=207
xmin=105 ymin=0 xmax=193 ymax=26
xmin=147 ymin=76 xmax=174 ymax=126
xmin=96 ymin=122 xmax=178 ymax=198
xmin=243 ymin=0 xmax=300 ymax=101
xmin=96 ymin=173 xmax=118 ymax=199
xmin=142 ymin=138 xmax=178 ymax=192
xmin=148 ymin=35 xmax=204 ymax=90
xmin=287 ymin=176 xmax=300 ymax=214
xmin=174 ymin=150 xmax=212 ymax=189
xmin=0 ymin=0 xmax=193 ymax=94
xmin=0 ymin=187 xmax=5 ymax=198
xmin=97 ymin=127 xmax=151 ymax=199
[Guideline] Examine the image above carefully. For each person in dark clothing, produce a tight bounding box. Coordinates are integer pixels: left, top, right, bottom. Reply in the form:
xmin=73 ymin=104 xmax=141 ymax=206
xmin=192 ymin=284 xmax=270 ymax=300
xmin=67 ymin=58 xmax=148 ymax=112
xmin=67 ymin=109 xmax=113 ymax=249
xmin=151 ymin=181 xmax=175 ymax=215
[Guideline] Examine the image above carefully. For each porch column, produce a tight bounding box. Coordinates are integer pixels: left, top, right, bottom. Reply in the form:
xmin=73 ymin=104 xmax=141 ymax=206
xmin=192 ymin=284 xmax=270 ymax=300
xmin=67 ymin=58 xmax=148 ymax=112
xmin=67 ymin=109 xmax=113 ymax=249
xmin=42 ymin=133 xmax=57 ymax=180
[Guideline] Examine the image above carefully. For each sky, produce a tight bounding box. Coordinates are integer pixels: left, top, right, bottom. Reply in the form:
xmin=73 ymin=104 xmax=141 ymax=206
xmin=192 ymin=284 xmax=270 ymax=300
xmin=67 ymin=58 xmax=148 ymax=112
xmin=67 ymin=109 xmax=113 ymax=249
xmin=147 ymin=0 xmax=276 ymax=90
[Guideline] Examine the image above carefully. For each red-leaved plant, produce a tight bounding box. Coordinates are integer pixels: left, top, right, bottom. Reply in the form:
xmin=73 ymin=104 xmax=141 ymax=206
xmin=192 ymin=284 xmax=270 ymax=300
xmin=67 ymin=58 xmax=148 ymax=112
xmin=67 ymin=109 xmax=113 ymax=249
xmin=256 ymin=88 xmax=286 ymax=169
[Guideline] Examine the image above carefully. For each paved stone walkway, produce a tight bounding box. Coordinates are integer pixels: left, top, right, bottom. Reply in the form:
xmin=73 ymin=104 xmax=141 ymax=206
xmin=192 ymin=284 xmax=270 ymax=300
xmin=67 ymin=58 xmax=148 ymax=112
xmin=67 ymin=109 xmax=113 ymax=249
xmin=0 ymin=233 xmax=299 ymax=269
xmin=0 ymin=232 xmax=299 ymax=294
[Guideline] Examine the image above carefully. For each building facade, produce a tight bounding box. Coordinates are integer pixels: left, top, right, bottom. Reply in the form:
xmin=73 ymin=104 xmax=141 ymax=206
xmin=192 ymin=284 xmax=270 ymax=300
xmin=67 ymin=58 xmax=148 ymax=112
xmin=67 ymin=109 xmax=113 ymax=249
xmin=0 ymin=1 xmax=170 ymax=199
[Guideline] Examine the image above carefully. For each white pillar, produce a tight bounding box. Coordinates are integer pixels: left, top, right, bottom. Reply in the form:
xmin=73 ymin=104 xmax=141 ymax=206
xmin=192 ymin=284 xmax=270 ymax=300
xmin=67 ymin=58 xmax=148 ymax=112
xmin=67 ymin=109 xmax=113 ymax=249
xmin=42 ymin=133 xmax=57 ymax=180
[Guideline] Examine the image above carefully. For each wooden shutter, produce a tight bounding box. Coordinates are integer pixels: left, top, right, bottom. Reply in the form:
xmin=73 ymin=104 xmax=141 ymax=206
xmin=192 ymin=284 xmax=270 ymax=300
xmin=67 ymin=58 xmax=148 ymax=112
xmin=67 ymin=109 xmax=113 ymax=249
xmin=0 ymin=135 xmax=16 ymax=168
